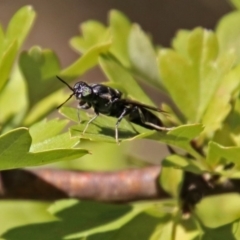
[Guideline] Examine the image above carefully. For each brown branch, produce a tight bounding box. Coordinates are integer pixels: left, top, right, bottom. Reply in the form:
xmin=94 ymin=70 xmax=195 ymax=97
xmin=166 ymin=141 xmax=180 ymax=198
xmin=0 ymin=166 xmax=170 ymax=202
xmin=1 ymin=167 xmax=240 ymax=205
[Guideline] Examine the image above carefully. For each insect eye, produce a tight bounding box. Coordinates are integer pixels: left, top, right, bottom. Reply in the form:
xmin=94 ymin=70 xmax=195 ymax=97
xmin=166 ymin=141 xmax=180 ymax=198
xmin=74 ymin=83 xmax=80 ymax=89
xmin=82 ymin=87 xmax=92 ymax=96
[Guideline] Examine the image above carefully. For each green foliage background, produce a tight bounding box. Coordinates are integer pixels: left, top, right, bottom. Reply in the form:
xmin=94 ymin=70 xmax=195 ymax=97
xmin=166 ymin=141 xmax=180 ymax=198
xmin=1 ymin=2 xmax=240 ymax=239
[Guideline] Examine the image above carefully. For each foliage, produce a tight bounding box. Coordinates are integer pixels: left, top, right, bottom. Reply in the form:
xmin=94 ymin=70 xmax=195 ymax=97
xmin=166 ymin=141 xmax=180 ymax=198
xmin=1 ymin=2 xmax=240 ymax=239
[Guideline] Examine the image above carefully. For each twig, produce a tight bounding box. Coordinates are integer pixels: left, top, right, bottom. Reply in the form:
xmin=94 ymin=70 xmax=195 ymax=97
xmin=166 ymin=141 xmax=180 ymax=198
xmin=1 ymin=167 xmax=240 ymax=206
xmin=0 ymin=167 xmax=169 ymax=202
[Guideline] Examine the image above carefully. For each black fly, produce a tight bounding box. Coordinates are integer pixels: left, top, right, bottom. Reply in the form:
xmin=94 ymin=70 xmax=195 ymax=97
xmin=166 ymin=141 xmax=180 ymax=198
xmin=56 ymin=76 xmax=171 ymax=143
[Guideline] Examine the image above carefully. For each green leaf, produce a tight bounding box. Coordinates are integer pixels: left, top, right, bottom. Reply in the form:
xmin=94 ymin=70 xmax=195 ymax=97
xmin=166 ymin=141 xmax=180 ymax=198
xmin=201 ymin=220 xmax=240 ymax=239
xmin=207 ymin=141 xmax=240 ymax=167
xmin=60 ymin=107 xmax=154 ymax=143
xmin=59 ymin=201 xmax=151 ymax=239
xmin=86 ymin=213 xmax=161 ymax=240
xmin=202 ymin=63 xmax=240 ymax=133
xmin=23 ymin=89 xmax=68 ymax=126
xmin=0 ymin=66 xmax=27 ymax=127
xmin=150 ymin=220 xmax=176 ymax=240
xmin=221 ymin=95 xmax=240 ymax=147
xmin=0 ymin=41 xmax=18 ymax=91
xmin=0 ymin=200 xmax=55 ymax=236
xmin=61 ymin=41 xmax=111 ymax=79
xmin=216 ymin=11 xmax=240 ymax=63
xmin=162 ymin=154 xmax=205 ymax=174
xmin=150 ymin=218 xmax=199 ymax=240
xmin=159 ymin=48 xmax=197 ymax=121
xmin=159 ymin=27 xmax=235 ymax=125
xmin=99 ymin=55 xmax=154 ymax=105
xmin=29 ymin=119 xmax=79 ymax=152
xmin=19 ymin=46 xmax=61 ymax=107
xmin=0 ymin=128 xmax=88 ymax=170
xmin=0 ymin=6 xmax=36 ymax=92
xmin=172 ymin=29 xmax=190 ymax=58
xmin=109 ymin=10 xmax=131 ymax=68
xmin=160 ymin=164 xmax=183 ymax=198
xmin=60 ymin=107 xmax=206 ymax=165
xmin=70 ymin=21 xmax=110 ymax=54
xmin=31 ymin=132 xmax=79 ymax=153
xmin=69 ymin=120 xmax=153 ymax=143
xmin=5 ymin=5 xmax=36 ymax=50
xmin=195 ymin=193 xmax=240 ymax=228
xmin=2 ymin=200 xmax=148 ymax=239
xmin=212 ymin=126 xmax=236 ymax=148
xmin=29 ymin=118 xmax=69 ymax=144
xmin=149 ymin=123 xmax=205 ymax=161
xmin=128 ymin=24 xmax=162 ymax=89
xmin=18 ymin=45 xmax=67 ymax=125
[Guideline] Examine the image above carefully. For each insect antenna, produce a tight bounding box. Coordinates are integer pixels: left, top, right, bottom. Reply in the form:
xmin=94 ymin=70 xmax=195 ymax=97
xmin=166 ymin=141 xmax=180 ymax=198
xmin=56 ymin=76 xmax=74 ymax=91
xmin=57 ymin=93 xmax=75 ymax=109
xmin=56 ymin=76 xmax=75 ymax=109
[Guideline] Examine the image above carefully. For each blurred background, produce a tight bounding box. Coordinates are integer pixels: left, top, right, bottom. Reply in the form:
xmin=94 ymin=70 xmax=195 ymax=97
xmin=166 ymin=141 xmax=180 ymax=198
xmin=0 ymin=0 xmax=234 ymax=167
xmin=0 ymin=0 xmax=232 ymax=68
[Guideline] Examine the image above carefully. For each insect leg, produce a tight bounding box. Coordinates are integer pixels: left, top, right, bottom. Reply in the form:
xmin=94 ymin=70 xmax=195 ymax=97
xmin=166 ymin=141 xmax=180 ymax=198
xmin=77 ymin=101 xmax=92 ymax=123
xmin=137 ymin=107 xmax=173 ymax=131
xmin=115 ymin=108 xmax=129 ymax=143
xmin=82 ymin=111 xmax=99 ymax=135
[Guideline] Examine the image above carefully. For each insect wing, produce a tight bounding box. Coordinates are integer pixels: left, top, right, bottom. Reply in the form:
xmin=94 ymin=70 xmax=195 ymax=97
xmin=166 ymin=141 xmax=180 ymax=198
xmin=119 ymin=99 xmax=167 ymax=113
